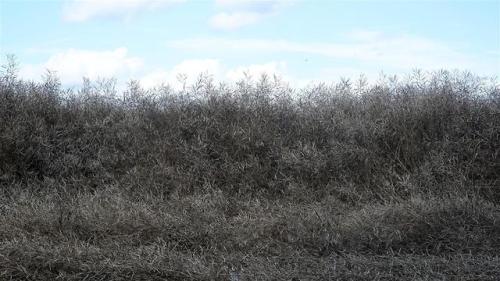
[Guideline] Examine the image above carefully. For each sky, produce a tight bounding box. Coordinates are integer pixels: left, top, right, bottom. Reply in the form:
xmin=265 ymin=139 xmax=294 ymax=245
xmin=1 ymin=0 xmax=499 ymax=88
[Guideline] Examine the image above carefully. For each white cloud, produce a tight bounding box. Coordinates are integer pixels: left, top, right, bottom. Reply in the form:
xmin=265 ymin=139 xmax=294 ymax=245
xmin=210 ymin=0 xmax=290 ymax=30
xmin=171 ymin=59 xmax=222 ymax=77
xmin=63 ymin=0 xmax=185 ymax=22
xmin=214 ymin=0 xmax=289 ymax=12
xmin=225 ymin=61 xmax=287 ymax=81
xmin=168 ymin=34 xmax=495 ymax=73
xmin=140 ymin=59 xmax=222 ymax=88
xmin=20 ymin=48 xmax=143 ymax=85
xmin=210 ymin=12 xmax=264 ymax=30
xmin=346 ymin=30 xmax=383 ymax=41
xmin=140 ymin=59 xmax=288 ymax=89
xmin=19 ymin=48 xmax=289 ymax=89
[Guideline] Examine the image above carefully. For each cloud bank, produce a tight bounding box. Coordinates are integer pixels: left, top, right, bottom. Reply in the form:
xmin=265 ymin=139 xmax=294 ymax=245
xmin=20 ymin=48 xmax=143 ymax=84
xmin=63 ymin=0 xmax=185 ymax=22
xmin=140 ymin=59 xmax=288 ymax=89
xmin=19 ymin=47 xmax=288 ymax=89
xmin=168 ymin=33 xmax=492 ymax=72
xmin=210 ymin=0 xmax=290 ymax=30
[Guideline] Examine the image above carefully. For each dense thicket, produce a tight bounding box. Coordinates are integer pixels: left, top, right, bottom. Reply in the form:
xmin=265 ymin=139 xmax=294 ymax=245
xmin=1 ymin=63 xmax=498 ymax=202
xmin=1 ymin=59 xmax=499 ymax=280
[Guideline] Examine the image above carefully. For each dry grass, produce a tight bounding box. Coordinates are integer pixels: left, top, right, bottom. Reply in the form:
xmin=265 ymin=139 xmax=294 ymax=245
xmin=1 ymin=58 xmax=499 ymax=280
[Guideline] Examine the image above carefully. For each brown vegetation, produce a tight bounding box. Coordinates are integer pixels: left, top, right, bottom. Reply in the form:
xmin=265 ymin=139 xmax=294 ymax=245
xmin=1 ymin=58 xmax=499 ymax=280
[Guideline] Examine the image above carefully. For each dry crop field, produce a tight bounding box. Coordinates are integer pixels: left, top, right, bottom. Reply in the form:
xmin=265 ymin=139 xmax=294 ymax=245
xmin=0 ymin=62 xmax=499 ymax=280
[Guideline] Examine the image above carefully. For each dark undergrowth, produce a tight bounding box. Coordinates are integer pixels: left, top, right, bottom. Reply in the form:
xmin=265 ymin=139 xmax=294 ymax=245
xmin=1 ymin=57 xmax=499 ymax=280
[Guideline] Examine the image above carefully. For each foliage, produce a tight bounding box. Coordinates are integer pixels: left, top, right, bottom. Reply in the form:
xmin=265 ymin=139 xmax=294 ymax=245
xmin=1 ymin=58 xmax=499 ymax=280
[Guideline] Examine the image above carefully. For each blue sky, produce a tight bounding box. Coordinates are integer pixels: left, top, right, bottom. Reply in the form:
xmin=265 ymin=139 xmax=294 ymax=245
xmin=1 ymin=0 xmax=499 ymax=88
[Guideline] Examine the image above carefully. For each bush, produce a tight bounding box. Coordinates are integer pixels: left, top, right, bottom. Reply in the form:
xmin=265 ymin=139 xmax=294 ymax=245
xmin=1 ymin=58 xmax=499 ymax=280
xmin=1 ymin=62 xmax=499 ymax=202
